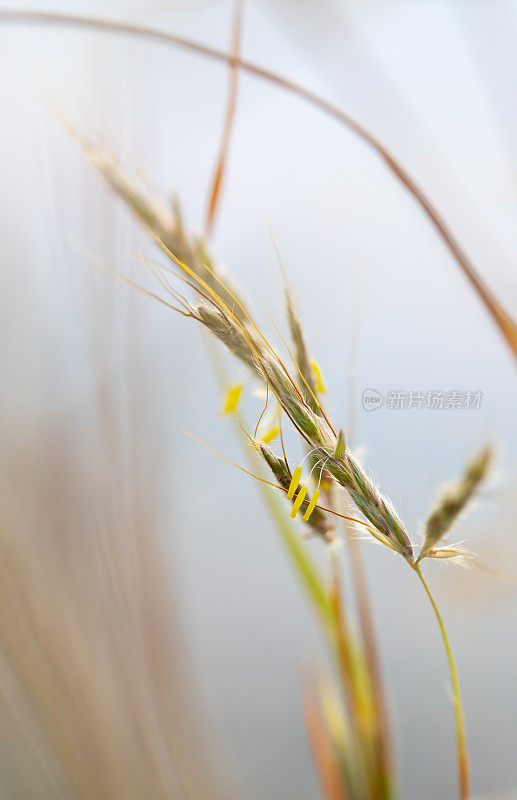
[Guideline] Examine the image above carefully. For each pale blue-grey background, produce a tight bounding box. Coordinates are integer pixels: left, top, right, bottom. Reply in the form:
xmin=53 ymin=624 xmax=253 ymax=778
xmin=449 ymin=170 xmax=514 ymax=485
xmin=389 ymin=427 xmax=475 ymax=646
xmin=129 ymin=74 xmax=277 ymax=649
xmin=1 ymin=1 xmax=516 ymax=798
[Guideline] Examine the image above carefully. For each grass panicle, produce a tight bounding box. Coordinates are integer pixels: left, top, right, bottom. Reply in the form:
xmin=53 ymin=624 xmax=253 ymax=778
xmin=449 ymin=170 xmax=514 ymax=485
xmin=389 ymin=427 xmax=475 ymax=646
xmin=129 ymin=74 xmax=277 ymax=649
xmin=419 ymin=446 xmax=493 ymax=563
xmin=174 ymin=248 xmax=414 ymax=565
xmin=80 ymin=161 xmax=482 ymax=798
xmin=63 ymin=125 xmax=497 ymax=800
xmin=79 ymin=140 xmax=487 ymax=580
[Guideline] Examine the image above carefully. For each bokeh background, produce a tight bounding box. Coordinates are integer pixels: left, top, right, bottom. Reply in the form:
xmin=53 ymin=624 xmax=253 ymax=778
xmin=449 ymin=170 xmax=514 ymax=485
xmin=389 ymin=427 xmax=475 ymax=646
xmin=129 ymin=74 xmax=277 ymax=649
xmin=1 ymin=1 xmax=516 ymax=798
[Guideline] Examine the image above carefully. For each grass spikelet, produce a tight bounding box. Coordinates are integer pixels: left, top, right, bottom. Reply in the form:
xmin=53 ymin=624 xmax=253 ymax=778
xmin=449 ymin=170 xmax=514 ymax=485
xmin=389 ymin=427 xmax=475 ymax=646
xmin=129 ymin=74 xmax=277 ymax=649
xmin=259 ymin=444 xmax=331 ymax=537
xmin=285 ymin=289 xmax=320 ymax=411
xmin=281 ymin=396 xmax=324 ymax=443
xmin=194 ymin=305 xmax=260 ymax=374
xmin=86 ymin=146 xmax=195 ymax=264
xmin=419 ymin=446 xmax=493 ymax=562
xmin=77 ymin=139 xmax=251 ymax=322
xmin=313 ymin=449 xmax=414 ymax=562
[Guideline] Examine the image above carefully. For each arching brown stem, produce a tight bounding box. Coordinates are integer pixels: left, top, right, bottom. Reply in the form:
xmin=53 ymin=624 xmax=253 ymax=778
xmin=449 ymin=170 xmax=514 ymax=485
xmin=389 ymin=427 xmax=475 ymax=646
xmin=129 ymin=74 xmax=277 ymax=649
xmin=1 ymin=8 xmax=516 ymax=360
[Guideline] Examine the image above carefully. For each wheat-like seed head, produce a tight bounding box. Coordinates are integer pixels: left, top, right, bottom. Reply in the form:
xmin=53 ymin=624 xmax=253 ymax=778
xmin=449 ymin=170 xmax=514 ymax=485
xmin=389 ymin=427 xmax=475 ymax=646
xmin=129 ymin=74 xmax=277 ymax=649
xmin=85 ymin=142 xmax=501 ymax=568
xmin=311 ymin=449 xmax=414 ymax=561
xmin=419 ymin=446 xmax=493 ymax=562
xmin=189 ymin=285 xmax=414 ymax=560
xmin=194 ymin=305 xmax=260 ymax=375
xmin=82 ymin=142 xmax=250 ymax=320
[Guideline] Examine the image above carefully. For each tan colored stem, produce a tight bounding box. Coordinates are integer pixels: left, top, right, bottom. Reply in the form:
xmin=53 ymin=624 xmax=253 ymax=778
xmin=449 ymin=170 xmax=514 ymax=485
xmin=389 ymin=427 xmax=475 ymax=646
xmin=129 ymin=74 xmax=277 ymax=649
xmin=204 ymin=0 xmax=244 ymax=237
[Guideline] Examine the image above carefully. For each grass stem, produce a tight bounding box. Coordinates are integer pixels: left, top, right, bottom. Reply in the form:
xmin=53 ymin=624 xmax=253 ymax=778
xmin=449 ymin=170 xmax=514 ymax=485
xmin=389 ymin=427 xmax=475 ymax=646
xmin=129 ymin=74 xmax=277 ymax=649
xmin=414 ymin=564 xmax=470 ymax=800
xmin=346 ymin=533 xmax=394 ymax=800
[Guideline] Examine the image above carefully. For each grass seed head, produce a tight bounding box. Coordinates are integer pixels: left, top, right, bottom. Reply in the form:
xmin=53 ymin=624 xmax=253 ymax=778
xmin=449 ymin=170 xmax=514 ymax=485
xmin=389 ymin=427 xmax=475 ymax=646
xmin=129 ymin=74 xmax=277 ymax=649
xmin=313 ymin=449 xmax=414 ymax=561
xmin=285 ymin=289 xmax=320 ymax=412
xmin=419 ymin=445 xmax=493 ymax=561
xmin=281 ymin=396 xmax=324 ymax=443
xmin=195 ymin=305 xmax=260 ymax=374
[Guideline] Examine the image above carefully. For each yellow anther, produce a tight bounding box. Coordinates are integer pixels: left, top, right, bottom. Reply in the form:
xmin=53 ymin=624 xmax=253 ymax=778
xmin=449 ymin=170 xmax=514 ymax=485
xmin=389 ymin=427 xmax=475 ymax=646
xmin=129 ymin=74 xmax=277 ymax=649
xmin=287 ymin=466 xmax=302 ymax=500
xmin=222 ymin=383 xmax=243 ymax=415
xmin=302 ymin=487 xmax=320 ymax=521
xmin=311 ymin=359 xmax=327 ymax=393
xmin=261 ymin=426 xmax=280 ymax=444
xmin=320 ymin=479 xmax=332 ymax=492
xmin=290 ymin=485 xmax=308 ymax=519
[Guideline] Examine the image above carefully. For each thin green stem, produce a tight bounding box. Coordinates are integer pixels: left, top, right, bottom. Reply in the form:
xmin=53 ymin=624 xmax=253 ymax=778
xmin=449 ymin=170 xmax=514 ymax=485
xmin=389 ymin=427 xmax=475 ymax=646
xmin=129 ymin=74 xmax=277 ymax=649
xmin=414 ymin=564 xmax=470 ymax=800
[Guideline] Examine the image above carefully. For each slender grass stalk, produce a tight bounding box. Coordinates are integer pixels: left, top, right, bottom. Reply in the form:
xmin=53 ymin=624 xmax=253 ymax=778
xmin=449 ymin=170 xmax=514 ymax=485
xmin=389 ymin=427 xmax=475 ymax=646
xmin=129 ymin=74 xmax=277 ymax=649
xmin=413 ymin=564 xmax=469 ymax=800
xmin=302 ymin=676 xmax=350 ymax=800
xmin=345 ymin=529 xmax=394 ymax=800
xmin=204 ymin=0 xmax=243 ymax=238
xmin=1 ymin=9 xmax=516 ymax=360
